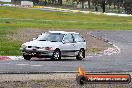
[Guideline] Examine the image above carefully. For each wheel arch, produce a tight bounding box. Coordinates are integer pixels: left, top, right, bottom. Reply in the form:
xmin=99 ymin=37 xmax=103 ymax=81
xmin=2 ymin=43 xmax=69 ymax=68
xmin=55 ymin=48 xmax=61 ymax=52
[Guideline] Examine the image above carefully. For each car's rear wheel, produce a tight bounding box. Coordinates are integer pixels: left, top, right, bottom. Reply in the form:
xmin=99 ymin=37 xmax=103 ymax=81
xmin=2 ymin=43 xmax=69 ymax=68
xmin=76 ymin=49 xmax=85 ymax=60
xmin=23 ymin=55 xmax=32 ymax=60
xmin=51 ymin=49 xmax=61 ymax=61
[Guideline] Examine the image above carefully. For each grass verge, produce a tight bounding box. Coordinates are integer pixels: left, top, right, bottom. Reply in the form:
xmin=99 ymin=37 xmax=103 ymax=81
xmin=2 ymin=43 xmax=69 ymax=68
xmin=0 ymin=6 xmax=131 ymax=55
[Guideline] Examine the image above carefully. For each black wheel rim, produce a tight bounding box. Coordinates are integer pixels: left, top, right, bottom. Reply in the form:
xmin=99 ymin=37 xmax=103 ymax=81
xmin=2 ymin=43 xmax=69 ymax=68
xmin=54 ymin=51 xmax=60 ymax=60
xmin=79 ymin=50 xmax=83 ymax=58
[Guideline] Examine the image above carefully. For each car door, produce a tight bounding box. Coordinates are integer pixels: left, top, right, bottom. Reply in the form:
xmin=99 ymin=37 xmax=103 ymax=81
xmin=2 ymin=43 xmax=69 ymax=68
xmin=72 ymin=34 xmax=86 ymax=53
xmin=60 ymin=34 xmax=76 ymax=56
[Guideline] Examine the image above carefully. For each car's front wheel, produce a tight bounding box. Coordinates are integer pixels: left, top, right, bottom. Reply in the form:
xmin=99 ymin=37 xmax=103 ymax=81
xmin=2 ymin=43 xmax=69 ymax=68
xmin=23 ymin=55 xmax=32 ymax=60
xmin=76 ymin=49 xmax=85 ymax=60
xmin=51 ymin=49 xmax=61 ymax=61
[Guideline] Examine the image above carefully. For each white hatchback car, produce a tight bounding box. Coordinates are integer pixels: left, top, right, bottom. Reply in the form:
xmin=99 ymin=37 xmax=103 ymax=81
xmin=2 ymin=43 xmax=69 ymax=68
xmin=20 ymin=31 xmax=86 ymax=60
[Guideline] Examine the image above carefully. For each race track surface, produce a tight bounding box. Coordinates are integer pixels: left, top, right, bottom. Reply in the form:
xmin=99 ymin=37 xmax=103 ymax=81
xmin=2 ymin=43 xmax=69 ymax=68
xmin=0 ymin=30 xmax=132 ymax=73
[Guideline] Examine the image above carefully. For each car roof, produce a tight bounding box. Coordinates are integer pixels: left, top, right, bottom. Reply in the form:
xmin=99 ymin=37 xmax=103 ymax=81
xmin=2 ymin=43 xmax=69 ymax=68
xmin=48 ymin=31 xmax=79 ymax=34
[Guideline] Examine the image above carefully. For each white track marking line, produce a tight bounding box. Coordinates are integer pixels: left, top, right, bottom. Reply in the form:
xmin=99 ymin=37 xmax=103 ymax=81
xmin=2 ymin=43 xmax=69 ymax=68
xmin=16 ymin=64 xmax=29 ymax=66
xmin=30 ymin=65 xmax=43 ymax=67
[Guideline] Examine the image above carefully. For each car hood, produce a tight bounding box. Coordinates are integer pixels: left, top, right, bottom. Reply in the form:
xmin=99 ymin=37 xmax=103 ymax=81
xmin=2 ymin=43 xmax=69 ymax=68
xmin=23 ymin=40 xmax=62 ymax=47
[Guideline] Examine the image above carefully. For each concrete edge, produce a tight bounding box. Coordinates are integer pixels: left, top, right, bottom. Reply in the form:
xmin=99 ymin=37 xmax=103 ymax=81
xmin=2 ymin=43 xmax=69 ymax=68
xmin=89 ymin=33 xmax=120 ymax=56
xmin=1 ymin=71 xmax=132 ymax=74
xmin=32 ymin=6 xmax=132 ymax=17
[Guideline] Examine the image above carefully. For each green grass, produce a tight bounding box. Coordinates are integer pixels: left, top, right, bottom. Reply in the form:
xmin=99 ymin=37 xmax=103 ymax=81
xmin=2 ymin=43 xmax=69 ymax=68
xmin=0 ymin=6 xmax=132 ymax=30
xmin=0 ymin=6 xmax=132 ymax=55
xmin=87 ymin=48 xmax=102 ymax=54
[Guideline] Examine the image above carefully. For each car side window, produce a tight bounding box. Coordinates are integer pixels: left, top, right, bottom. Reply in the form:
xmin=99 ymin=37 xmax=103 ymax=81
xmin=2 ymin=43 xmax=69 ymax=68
xmin=63 ymin=34 xmax=74 ymax=43
xmin=72 ymin=34 xmax=84 ymax=42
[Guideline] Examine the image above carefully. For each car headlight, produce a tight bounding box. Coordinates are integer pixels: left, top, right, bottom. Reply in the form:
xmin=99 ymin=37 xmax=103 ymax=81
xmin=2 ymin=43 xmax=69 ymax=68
xmin=45 ymin=47 xmax=52 ymax=50
xmin=21 ymin=45 xmax=27 ymax=48
xmin=40 ymin=47 xmax=52 ymax=50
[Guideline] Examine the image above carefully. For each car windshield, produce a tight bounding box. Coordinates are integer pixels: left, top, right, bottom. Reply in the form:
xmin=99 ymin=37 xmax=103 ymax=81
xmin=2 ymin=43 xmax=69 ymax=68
xmin=36 ymin=33 xmax=64 ymax=42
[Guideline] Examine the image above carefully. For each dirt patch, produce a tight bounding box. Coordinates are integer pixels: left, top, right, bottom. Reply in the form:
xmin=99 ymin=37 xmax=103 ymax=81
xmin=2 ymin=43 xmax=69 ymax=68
xmin=0 ymin=73 xmax=131 ymax=88
xmin=12 ymin=28 xmax=113 ymax=55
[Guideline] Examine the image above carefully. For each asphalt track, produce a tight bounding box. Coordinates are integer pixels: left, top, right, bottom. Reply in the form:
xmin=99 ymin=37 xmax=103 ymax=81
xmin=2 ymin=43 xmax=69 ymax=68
xmin=0 ymin=30 xmax=132 ymax=73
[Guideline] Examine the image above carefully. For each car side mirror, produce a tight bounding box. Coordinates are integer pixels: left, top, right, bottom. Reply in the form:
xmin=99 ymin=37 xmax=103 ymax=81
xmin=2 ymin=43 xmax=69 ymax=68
xmin=33 ymin=38 xmax=36 ymax=40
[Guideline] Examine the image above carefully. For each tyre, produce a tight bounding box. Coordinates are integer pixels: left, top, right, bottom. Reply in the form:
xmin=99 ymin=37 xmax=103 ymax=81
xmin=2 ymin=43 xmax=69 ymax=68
xmin=51 ymin=49 xmax=61 ymax=61
xmin=76 ymin=49 xmax=85 ymax=60
xmin=23 ymin=55 xmax=32 ymax=60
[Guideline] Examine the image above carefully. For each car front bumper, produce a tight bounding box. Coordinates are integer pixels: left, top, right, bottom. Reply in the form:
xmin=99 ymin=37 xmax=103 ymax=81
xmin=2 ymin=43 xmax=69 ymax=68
xmin=20 ymin=48 xmax=54 ymax=58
